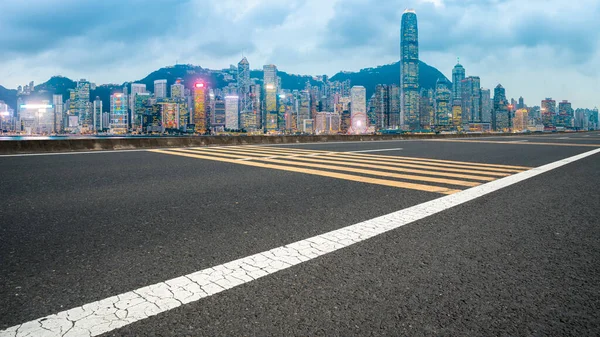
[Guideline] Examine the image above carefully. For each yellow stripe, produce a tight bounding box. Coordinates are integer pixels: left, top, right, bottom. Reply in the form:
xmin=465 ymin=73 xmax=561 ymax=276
xmin=238 ymin=145 xmax=531 ymax=171
xmin=261 ymin=156 xmax=497 ymax=181
xmin=194 ymin=146 xmax=329 ymax=160
xmin=327 ymin=153 xmax=525 ymax=173
xmin=428 ymin=139 xmax=600 ymax=148
xmin=149 ymin=149 xmax=461 ymax=195
xmin=183 ymin=147 xmax=517 ymax=176
xmin=218 ymin=146 xmax=502 ymax=180
xmin=171 ymin=148 xmax=479 ymax=187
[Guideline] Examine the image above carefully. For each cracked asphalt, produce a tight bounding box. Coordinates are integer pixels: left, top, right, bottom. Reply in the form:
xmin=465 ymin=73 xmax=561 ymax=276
xmin=1 ymin=133 xmax=599 ymax=336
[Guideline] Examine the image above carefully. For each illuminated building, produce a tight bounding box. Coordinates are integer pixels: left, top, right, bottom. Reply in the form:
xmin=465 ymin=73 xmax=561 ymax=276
xmin=212 ymin=97 xmax=225 ymax=130
xmin=143 ymin=104 xmax=162 ymax=133
xmin=130 ymin=83 xmax=147 ymax=125
xmin=277 ymin=94 xmax=287 ymax=131
xmin=158 ymin=102 xmax=179 ymax=130
xmin=154 ymin=79 xmax=167 ymax=99
xmin=237 ymin=57 xmax=251 ymax=118
xmin=110 ymin=93 xmax=128 ymax=134
xmin=492 ymin=85 xmax=509 ymax=131
xmin=452 ymin=61 xmax=465 ymax=103
xmin=434 ymin=78 xmax=451 ymax=126
xmin=18 ymin=102 xmax=54 ymax=134
xmin=315 ymin=112 xmax=341 ymax=134
xmin=557 ymin=100 xmax=574 ymax=128
xmin=420 ymin=88 xmax=434 ymax=129
xmin=349 ymin=86 xmax=367 ymax=134
xmin=480 ymin=89 xmax=492 ymax=123
xmin=518 ymin=96 xmax=525 ymax=109
xmin=298 ymin=90 xmax=311 ymax=128
xmin=373 ymin=85 xmax=401 ymax=130
xmin=452 ymin=100 xmax=462 ymax=128
xmin=400 ymin=9 xmax=420 ymax=130
xmin=303 ymin=119 xmax=314 ymax=134
xmin=193 ymin=82 xmax=207 ymax=134
xmin=263 ymin=64 xmax=278 ymax=129
xmin=541 ymin=98 xmax=556 ymax=128
xmin=75 ymin=79 xmax=91 ymax=129
xmin=225 ymin=95 xmax=239 ymax=130
xmin=461 ymin=76 xmax=481 ymax=123
xmin=93 ymin=97 xmax=103 ymax=131
xmin=513 ymin=108 xmax=529 ymax=132
xmin=171 ymin=81 xmax=184 ymax=99
xmin=53 ymin=94 xmax=64 ymax=133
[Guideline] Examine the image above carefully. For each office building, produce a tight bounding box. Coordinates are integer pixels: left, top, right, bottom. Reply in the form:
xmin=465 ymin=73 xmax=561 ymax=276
xmin=400 ymin=9 xmax=420 ymax=129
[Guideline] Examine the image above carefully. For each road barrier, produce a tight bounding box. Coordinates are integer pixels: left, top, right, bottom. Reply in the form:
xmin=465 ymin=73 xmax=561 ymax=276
xmin=0 ymin=132 xmax=565 ymax=154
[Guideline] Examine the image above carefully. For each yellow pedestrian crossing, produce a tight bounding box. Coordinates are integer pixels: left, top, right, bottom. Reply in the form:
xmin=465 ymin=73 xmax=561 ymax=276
xmin=149 ymin=146 xmax=532 ymax=195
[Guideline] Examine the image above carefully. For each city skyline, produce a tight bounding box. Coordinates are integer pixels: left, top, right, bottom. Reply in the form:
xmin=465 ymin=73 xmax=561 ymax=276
xmin=0 ymin=0 xmax=598 ymax=109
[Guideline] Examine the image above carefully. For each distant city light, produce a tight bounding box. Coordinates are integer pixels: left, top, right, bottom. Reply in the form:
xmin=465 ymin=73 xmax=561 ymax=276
xmin=266 ymin=84 xmax=275 ymax=90
xmin=279 ymin=94 xmax=286 ymax=99
xmin=0 ymin=111 xmax=10 ymax=116
xmin=195 ymin=83 xmax=204 ymax=88
xmin=20 ymin=104 xmax=53 ymax=109
xmin=225 ymin=96 xmax=239 ymax=99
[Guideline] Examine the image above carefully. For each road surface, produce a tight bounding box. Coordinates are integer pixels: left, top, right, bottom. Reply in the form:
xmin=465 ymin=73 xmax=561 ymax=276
xmin=1 ymin=132 xmax=599 ymax=336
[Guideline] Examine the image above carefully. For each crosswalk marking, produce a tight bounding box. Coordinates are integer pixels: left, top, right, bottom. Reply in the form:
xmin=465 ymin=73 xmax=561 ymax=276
xmin=241 ymin=145 xmax=533 ymax=170
xmin=232 ymin=146 xmax=530 ymax=172
xmin=150 ymin=146 xmax=531 ymax=194
xmin=426 ymin=139 xmax=600 ymax=148
xmin=185 ymin=147 xmax=514 ymax=177
xmin=150 ymin=149 xmax=462 ymax=194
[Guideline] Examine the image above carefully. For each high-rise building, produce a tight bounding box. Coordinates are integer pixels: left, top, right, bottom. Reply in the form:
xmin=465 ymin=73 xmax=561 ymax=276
xmin=493 ymin=85 xmax=509 ymax=131
xmin=518 ymin=96 xmax=525 ymax=109
xmin=315 ymin=112 xmax=341 ymax=134
xmin=452 ymin=62 xmax=465 ymax=103
xmin=154 ymin=79 xmax=167 ymax=99
xmin=557 ymin=100 xmax=574 ymax=128
xmin=541 ymin=98 xmax=556 ymax=128
xmin=513 ymin=108 xmax=528 ymax=132
xmin=461 ymin=76 xmax=481 ymax=123
xmin=400 ymin=9 xmax=420 ymax=130
xmin=298 ymin=90 xmax=311 ymax=128
xmin=170 ymin=81 xmax=184 ymax=99
xmin=237 ymin=57 xmax=251 ymax=117
xmin=225 ymin=95 xmax=239 ymax=130
xmin=130 ymin=83 xmax=147 ymax=130
xmin=110 ymin=93 xmax=128 ymax=134
xmin=373 ymin=85 xmax=388 ymax=130
xmin=420 ymin=88 xmax=434 ymax=129
xmin=193 ymin=82 xmax=207 ymax=134
xmin=263 ymin=64 xmax=278 ymax=130
xmin=75 ymin=79 xmax=91 ymax=129
xmin=134 ymin=93 xmax=151 ymax=131
xmin=480 ymin=89 xmax=492 ymax=123
xmin=434 ymin=78 xmax=451 ymax=126
xmin=53 ymin=94 xmax=64 ymax=133
xmin=212 ymin=97 xmax=226 ymax=130
xmin=93 ymin=97 xmax=103 ymax=131
xmin=350 ymin=86 xmax=367 ymax=134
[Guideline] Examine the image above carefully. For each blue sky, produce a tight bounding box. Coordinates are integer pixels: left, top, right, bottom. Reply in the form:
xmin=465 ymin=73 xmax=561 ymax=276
xmin=0 ymin=0 xmax=598 ymax=108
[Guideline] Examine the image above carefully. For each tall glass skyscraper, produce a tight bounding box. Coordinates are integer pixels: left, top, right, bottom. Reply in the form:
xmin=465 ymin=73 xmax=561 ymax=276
xmin=400 ymin=9 xmax=419 ymax=130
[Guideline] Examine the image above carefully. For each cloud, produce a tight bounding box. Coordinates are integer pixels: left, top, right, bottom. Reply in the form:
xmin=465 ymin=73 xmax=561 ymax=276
xmin=0 ymin=0 xmax=598 ymax=108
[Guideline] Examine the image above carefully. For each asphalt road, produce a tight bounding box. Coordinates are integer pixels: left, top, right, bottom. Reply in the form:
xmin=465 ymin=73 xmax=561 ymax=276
xmin=1 ymin=133 xmax=599 ymax=336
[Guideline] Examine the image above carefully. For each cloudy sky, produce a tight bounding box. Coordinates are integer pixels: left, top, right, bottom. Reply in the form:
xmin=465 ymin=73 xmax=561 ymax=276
xmin=1 ymin=0 xmax=598 ymax=108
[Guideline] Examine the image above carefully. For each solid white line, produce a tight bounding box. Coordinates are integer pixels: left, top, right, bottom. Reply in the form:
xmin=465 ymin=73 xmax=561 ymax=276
xmin=347 ymin=148 xmax=403 ymax=153
xmin=2 ymin=148 xmax=599 ymax=337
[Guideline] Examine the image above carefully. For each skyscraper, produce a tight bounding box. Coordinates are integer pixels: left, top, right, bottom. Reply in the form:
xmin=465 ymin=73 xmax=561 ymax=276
xmin=452 ymin=62 xmax=465 ymax=104
xmin=75 ymin=79 xmax=91 ymax=129
xmin=435 ymin=78 xmax=451 ymax=126
xmin=53 ymin=94 xmax=64 ymax=133
xmin=225 ymin=95 xmax=239 ymax=130
xmin=263 ymin=64 xmax=278 ymax=130
xmin=400 ymin=9 xmax=419 ymax=130
xmin=461 ymin=76 xmax=481 ymax=123
xmin=493 ymin=85 xmax=509 ymax=131
xmin=93 ymin=97 xmax=103 ymax=131
xmin=350 ymin=86 xmax=367 ymax=134
xmin=193 ymin=82 xmax=207 ymax=134
xmin=170 ymin=81 xmax=184 ymax=99
xmin=130 ymin=83 xmax=147 ymax=130
xmin=541 ymin=98 xmax=556 ymax=128
xmin=237 ymin=57 xmax=251 ymax=117
xmin=110 ymin=93 xmax=128 ymax=134
xmin=154 ymin=79 xmax=167 ymax=99
xmin=480 ymin=88 xmax=492 ymax=123
xmin=557 ymin=100 xmax=574 ymax=128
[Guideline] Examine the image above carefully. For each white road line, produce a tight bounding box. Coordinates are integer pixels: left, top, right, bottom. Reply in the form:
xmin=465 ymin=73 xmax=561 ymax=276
xmin=504 ymin=140 xmax=529 ymax=143
xmin=2 ymin=148 xmax=599 ymax=337
xmin=0 ymin=149 xmax=152 ymax=157
xmin=347 ymin=148 xmax=403 ymax=153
